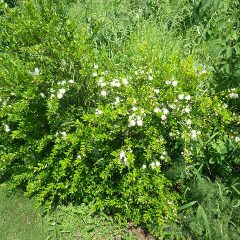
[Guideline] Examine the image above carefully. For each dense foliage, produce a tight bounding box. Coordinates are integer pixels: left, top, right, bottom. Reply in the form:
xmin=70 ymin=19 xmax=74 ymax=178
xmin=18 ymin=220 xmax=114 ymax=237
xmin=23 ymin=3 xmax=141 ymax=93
xmin=0 ymin=0 xmax=239 ymax=239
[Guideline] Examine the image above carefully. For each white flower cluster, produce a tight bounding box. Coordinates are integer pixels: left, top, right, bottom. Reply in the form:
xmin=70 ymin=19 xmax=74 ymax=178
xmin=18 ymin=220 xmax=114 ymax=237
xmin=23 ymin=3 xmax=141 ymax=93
xmin=228 ymin=92 xmax=238 ymax=99
xmin=119 ymin=150 xmax=127 ymax=163
xmin=128 ymin=114 xmax=143 ymax=127
xmin=154 ymin=107 xmax=169 ymax=121
xmin=32 ymin=67 xmax=40 ymax=76
xmin=190 ymin=130 xmax=201 ymax=140
xmin=3 ymin=124 xmax=10 ymax=132
xmin=110 ymin=79 xmax=121 ymax=87
xmin=95 ymin=108 xmax=103 ymax=115
xmin=178 ymin=94 xmax=191 ymax=101
xmin=165 ymin=79 xmax=178 ymax=87
xmin=57 ymin=88 xmax=66 ymax=99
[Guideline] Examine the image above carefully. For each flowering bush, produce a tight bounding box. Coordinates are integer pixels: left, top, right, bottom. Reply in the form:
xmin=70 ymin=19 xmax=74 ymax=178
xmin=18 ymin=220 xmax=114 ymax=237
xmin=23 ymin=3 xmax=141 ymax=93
xmin=0 ymin=0 xmax=239 ymax=236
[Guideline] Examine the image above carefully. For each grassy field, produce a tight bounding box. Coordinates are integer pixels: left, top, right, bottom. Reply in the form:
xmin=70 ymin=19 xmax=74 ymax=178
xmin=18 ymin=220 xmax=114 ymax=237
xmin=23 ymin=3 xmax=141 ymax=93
xmin=0 ymin=184 xmax=47 ymax=240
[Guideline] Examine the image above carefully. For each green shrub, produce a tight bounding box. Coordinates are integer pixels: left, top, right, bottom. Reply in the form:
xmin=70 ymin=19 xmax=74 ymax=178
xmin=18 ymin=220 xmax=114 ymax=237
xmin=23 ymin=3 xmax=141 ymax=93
xmin=0 ymin=0 xmax=240 ymax=238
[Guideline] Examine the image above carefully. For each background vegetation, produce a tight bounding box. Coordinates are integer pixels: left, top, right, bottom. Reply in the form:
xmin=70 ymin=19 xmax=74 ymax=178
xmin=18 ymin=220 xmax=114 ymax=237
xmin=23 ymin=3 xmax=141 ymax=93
xmin=0 ymin=0 xmax=239 ymax=239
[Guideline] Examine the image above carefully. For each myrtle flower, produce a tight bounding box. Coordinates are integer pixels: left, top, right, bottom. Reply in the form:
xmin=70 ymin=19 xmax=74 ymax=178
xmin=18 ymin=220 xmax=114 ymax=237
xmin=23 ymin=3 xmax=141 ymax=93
xmin=190 ymin=130 xmax=200 ymax=140
xmin=132 ymin=106 xmax=138 ymax=111
xmin=40 ymin=93 xmax=45 ymax=98
xmin=154 ymin=107 xmax=161 ymax=113
xmin=95 ymin=109 xmax=103 ymax=115
xmin=185 ymin=119 xmax=192 ymax=125
xmin=154 ymin=89 xmax=160 ymax=94
xmin=92 ymin=72 xmax=98 ymax=77
xmin=155 ymin=161 xmax=160 ymax=167
xmin=148 ymin=75 xmax=153 ymax=81
xmin=61 ymin=132 xmax=67 ymax=138
xmin=172 ymin=81 xmax=178 ymax=87
xmin=59 ymin=89 xmax=66 ymax=94
xmin=32 ymin=67 xmax=40 ymax=76
xmin=136 ymin=118 xmax=143 ymax=126
xmin=122 ymin=78 xmax=128 ymax=85
xmin=119 ymin=150 xmax=127 ymax=162
xmin=60 ymin=80 xmax=66 ymax=85
xmin=100 ymin=90 xmax=107 ymax=97
xmin=162 ymin=108 xmax=169 ymax=115
xmin=114 ymin=96 xmax=120 ymax=105
xmin=165 ymin=80 xmax=171 ymax=85
xmin=178 ymin=94 xmax=184 ymax=100
xmin=110 ymin=79 xmax=120 ymax=87
xmin=128 ymin=119 xmax=136 ymax=127
xmin=94 ymin=64 xmax=98 ymax=69
xmin=150 ymin=162 xmax=155 ymax=169
xmin=169 ymin=104 xmax=176 ymax=109
xmin=228 ymin=93 xmax=238 ymax=99
xmin=161 ymin=115 xmax=167 ymax=121
xmin=57 ymin=93 xmax=64 ymax=99
xmin=4 ymin=124 xmax=10 ymax=132
xmin=68 ymin=79 xmax=75 ymax=84
xmin=235 ymin=136 xmax=240 ymax=143
xmin=185 ymin=95 xmax=191 ymax=101
xmin=142 ymin=164 xmax=147 ymax=169
xmin=184 ymin=107 xmax=190 ymax=113
xmin=160 ymin=155 xmax=165 ymax=160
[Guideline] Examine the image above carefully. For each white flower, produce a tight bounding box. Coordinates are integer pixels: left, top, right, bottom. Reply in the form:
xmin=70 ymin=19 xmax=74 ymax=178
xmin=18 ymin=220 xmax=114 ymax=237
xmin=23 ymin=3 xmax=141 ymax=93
xmin=200 ymin=69 xmax=207 ymax=74
xmin=61 ymin=132 xmax=67 ymax=137
xmin=57 ymin=93 xmax=63 ymax=99
xmin=137 ymin=119 xmax=143 ymax=126
xmin=229 ymin=93 xmax=238 ymax=99
xmin=172 ymin=81 xmax=178 ymax=87
xmin=150 ymin=162 xmax=155 ymax=169
xmin=190 ymin=130 xmax=200 ymax=140
xmin=160 ymin=155 xmax=165 ymax=160
xmin=165 ymin=80 xmax=171 ymax=85
xmin=129 ymin=119 xmax=136 ymax=127
xmin=32 ymin=67 xmax=40 ymax=76
xmin=161 ymin=115 xmax=167 ymax=121
xmin=95 ymin=109 xmax=103 ymax=115
xmin=4 ymin=124 xmax=10 ymax=132
xmin=61 ymin=80 xmax=66 ymax=85
xmin=40 ymin=93 xmax=45 ymax=98
xmin=148 ymin=75 xmax=153 ymax=80
xmin=154 ymin=107 xmax=160 ymax=113
xmin=178 ymin=94 xmax=184 ymax=100
xmin=185 ymin=95 xmax=191 ymax=101
xmin=132 ymin=106 xmax=138 ymax=111
xmin=155 ymin=161 xmax=160 ymax=167
xmin=93 ymin=72 xmax=98 ymax=77
xmin=185 ymin=119 xmax=192 ymax=125
xmin=100 ymin=90 xmax=107 ymax=97
xmin=50 ymin=94 xmax=55 ymax=98
xmin=169 ymin=104 xmax=176 ymax=109
xmin=142 ymin=164 xmax=147 ymax=169
xmin=184 ymin=107 xmax=190 ymax=113
xmin=114 ymin=97 xmax=120 ymax=105
xmin=77 ymin=155 xmax=81 ymax=159
xmin=154 ymin=89 xmax=160 ymax=94
xmin=94 ymin=64 xmax=98 ymax=69
xmin=122 ymin=78 xmax=128 ymax=85
xmin=162 ymin=108 xmax=169 ymax=115
xmin=59 ymin=88 xmax=66 ymax=94
xmin=110 ymin=80 xmax=120 ymax=87
xmin=235 ymin=136 xmax=240 ymax=143
xmin=119 ymin=150 xmax=127 ymax=162
xmin=68 ymin=79 xmax=75 ymax=84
